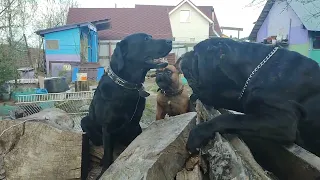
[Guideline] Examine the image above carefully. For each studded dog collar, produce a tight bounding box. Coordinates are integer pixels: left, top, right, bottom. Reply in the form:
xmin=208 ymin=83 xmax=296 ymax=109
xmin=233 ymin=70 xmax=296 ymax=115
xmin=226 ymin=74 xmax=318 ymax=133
xmin=106 ymin=67 xmax=150 ymax=97
xmin=157 ymin=86 xmax=184 ymax=97
xmin=238 ymin=47 xmax=279 ymax=100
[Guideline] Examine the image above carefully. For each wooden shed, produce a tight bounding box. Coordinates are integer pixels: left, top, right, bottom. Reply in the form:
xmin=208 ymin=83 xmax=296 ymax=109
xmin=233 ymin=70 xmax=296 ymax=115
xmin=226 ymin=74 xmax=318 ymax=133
xmin=35 ymin=19 xmax=111 ymax=80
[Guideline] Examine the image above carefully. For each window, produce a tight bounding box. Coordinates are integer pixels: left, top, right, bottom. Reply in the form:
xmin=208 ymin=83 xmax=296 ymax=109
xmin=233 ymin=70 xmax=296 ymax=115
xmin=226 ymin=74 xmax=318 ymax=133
xmin=313 ymin=36 xmax=320 ymax=49
xmin=190 ymin=38 xmax=195 ymax=42
xmin=63 ymin=64 xmax=71 ymax=71
xmin=180 ymin=10 xmax=190 ymax=23
xmin=46 ymin=40 xmax=59 ymax=50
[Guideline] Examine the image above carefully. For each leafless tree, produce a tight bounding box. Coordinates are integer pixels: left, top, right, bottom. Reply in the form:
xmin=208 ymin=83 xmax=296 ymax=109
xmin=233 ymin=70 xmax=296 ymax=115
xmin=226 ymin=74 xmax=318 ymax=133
xmin=32 ymin=0 xmax=79 ymax=76
xmin=0 ymin=0 xmax=37 ymax=88
xmin=0 ymin=0 xmax=79 ymax=89
xmin=247 ymin=0 xmax=320 ymax=20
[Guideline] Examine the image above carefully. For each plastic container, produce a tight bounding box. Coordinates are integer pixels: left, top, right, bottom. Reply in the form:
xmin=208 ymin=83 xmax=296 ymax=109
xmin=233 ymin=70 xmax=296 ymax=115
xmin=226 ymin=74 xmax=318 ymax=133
xmin=12 ymin=88 xmax=37 ymax=101
xmin=12 ymin=88 xmax=49 ymax=102
xmin=44 ymin=77 xmax=69 ymax=93
xmin=35 ymin=88 xmax=48 ymax=94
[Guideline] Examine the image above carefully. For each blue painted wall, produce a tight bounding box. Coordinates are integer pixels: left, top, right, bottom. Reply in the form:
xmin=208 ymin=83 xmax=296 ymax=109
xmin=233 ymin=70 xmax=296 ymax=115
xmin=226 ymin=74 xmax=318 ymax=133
xmin=44 ymin=28 xmax=81 ymax=55
xmin=43 ymin=25 xmax=101 ymax=79
xmin=80 ymin=27 xmax=98 ymax=63
xmin=90 ymin=30 xmax=98 ymax=63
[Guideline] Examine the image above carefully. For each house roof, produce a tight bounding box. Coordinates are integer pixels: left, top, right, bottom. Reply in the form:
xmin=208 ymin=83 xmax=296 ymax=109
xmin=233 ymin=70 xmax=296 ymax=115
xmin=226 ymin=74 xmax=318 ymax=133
xmin=289 ymin=0 xmax=320 ymax=32
xmin=135 ymin=4 xmax=222 ymax=37
xmin=67 ymin=7 xmax=173 ymax=40
xmin=249 ymin=0 xmax=320 ymax=40
xmin=67 ymin=3 xmax=222 ymax=40
xmin=35 ymin=19 xmax=111 ymax=37
xmin=248 ymin=0 xmax=274 ymax=41
xmin=169 ymin=0 xmax=213 ymax=23
xmin=212 ymin=11 xmax=223 ymax=36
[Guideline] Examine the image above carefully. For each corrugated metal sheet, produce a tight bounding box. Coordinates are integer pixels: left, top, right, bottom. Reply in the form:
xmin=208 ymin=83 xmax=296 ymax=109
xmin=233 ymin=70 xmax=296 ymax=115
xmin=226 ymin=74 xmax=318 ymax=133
xmin=290 ymin=0 xmax=320 ymax=31
xmin=249 ymin=0 xmax=320 ymax=41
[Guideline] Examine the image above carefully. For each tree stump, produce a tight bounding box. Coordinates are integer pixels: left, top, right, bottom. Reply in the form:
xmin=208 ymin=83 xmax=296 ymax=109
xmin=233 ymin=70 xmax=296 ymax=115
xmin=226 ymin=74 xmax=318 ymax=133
xmin=0 ymin=108 xmax=83 ymax=180
xmin=75 ymin=81 xmax=90 ymax=92
xmin=195 ymin=100 xmax=273 ymax=180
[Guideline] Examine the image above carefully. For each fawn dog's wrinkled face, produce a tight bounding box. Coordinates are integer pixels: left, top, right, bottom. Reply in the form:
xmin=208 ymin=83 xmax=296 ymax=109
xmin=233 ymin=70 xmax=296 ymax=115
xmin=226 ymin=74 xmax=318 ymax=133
xmin=155 ymin=65 xmax=181 ymax=91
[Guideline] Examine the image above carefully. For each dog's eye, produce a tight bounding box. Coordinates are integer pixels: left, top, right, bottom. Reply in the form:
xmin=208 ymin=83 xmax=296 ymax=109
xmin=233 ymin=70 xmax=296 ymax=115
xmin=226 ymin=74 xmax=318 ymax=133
xmin=145 ymin=35 xmax=152 ymax=41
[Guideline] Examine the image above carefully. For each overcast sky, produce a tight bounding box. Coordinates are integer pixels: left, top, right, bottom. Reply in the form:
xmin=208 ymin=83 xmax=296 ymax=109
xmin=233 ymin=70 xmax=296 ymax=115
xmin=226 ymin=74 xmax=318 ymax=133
xmin=77 ymin=0 xmax=265 ymax=38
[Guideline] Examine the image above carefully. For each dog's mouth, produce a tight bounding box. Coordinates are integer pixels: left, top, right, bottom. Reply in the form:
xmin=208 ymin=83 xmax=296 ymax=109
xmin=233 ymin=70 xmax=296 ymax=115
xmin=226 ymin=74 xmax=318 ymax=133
xmin=145 ymin=58 xmax=168 ymax=68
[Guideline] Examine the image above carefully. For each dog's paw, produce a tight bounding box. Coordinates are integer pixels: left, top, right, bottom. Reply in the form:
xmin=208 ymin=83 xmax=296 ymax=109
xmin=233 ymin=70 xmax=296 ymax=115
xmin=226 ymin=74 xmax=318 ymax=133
xmin=186 ymin=127 xmax=207 ymax=154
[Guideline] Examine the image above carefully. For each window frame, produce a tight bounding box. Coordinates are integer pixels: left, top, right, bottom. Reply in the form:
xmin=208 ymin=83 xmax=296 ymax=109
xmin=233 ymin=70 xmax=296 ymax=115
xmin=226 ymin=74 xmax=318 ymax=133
xmin=45 ymin=39 xmax=60 ymax=50
xmin=312 ymin=36 xmax=320 ymax=50
xmin=180 ymin=10 xmax=191 ymax=23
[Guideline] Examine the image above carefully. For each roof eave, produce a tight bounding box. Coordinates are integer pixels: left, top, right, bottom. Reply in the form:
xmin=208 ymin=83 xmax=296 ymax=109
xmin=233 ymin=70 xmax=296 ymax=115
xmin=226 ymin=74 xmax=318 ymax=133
xmin=35 ymin=19 xmax=111 ymax=37
xmin=248 ymin=0 xmax=275 ymax=41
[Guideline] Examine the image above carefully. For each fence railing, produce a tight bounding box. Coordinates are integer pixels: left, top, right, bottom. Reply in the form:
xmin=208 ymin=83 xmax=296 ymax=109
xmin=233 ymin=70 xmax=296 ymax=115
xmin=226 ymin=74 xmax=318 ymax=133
xmin=15 ymin=91 xmax=94 ymax=104
xmin=13 ymin=91 xmax=95 ymax=131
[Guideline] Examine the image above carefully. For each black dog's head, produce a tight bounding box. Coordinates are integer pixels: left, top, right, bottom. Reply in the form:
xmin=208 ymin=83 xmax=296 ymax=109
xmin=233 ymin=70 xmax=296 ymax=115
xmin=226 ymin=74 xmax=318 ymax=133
xmin=180 ymin=38 xmax=250 ymax=108
xmin=111 ymin=33 xmax=172 ymax=72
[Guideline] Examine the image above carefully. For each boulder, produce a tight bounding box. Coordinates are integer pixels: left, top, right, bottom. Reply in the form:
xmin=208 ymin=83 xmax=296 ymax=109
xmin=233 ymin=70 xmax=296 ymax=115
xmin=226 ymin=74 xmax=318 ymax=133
xmin=0 ymin=108 xmax=83 ymax=180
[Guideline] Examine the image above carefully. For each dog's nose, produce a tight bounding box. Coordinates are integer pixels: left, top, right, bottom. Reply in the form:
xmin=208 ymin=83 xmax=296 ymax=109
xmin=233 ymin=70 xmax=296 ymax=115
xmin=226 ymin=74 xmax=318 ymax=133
xmin=166 ymin=40 xmax=172 ymax=45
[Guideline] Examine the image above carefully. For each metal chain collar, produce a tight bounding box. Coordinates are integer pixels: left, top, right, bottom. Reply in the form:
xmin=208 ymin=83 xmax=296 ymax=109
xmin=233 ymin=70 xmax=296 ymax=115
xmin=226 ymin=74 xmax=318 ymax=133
xmin=238 ymin=47 xmax=279 ymax=100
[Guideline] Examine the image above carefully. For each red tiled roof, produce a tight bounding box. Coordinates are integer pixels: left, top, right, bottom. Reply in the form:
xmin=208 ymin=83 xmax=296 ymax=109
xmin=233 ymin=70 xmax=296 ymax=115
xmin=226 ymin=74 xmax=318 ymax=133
xmin=213 ymin=11 xmax=223 ymax=36
xmin=67 ymin=8 xmax=172 ymax=40
xmin=67 ymin=3 xmax=222 ymax=40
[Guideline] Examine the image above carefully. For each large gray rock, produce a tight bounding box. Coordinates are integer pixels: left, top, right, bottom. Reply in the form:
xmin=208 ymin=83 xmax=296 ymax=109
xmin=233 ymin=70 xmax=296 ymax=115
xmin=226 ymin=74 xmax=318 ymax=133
xmin=0 ymin=108 xmax=82 ymax=180
xmin=100 ymin=112 xmax=197 ymax=180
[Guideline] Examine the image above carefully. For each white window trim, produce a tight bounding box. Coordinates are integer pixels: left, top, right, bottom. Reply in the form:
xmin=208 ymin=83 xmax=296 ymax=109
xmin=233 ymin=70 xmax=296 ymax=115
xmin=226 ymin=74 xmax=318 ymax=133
xmin=180 ymin=10 xmax=191 ymax=23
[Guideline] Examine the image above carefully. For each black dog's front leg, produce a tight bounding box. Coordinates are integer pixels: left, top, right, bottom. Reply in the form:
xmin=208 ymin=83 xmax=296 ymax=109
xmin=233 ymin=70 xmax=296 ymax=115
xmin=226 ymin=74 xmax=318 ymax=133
xmin=96 ymin=127 xmax=114 ymax=179
xmin=187 ymin=100 xmax=302 ymax=154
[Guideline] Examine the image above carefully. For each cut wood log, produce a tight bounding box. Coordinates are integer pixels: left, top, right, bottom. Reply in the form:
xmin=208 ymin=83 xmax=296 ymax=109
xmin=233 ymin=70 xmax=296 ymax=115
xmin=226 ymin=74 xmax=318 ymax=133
xmin=100 ymin=112 xmax=197 ymax=180
xmin=246 ymin=139 xmax=320 ymax=180
xmin=176 ymin=155 xmax=208 ymax=180
xmin=176 ymin=165 xmax=203 ymax=180
xmin=75 ymin=81 xmax=90 ymax=92
xmin=225 ymin=109 xmax=320 ymax=180
xmin=21 ymin=108 xmax=75 ymax=130
xmin=196 ymin=100 xmax=273 ymax=180
xmin=0 ymin=108 xmax=83 ymax=180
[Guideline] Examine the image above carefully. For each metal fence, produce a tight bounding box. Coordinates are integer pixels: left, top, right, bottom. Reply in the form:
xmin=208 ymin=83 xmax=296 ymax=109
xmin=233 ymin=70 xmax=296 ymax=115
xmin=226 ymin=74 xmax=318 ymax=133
xmin=98 ymin=40 xmax=197 ymax=68
xmin=13 ymin=91 xmax=94 ymax=131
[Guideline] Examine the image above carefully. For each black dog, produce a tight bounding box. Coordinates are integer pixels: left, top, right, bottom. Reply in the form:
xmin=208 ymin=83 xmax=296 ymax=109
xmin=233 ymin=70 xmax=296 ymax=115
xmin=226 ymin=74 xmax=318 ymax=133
xmin=179 ymin=37 xmax=320 ymax=156
xmin=81 ymin=33 xmax=172 ymax=178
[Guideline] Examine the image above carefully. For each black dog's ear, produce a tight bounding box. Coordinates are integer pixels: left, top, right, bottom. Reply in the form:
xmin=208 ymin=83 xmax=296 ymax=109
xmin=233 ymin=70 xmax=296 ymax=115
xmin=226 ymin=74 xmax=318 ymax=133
xmin=112 ymin=40 xmax=128 ymax=71
xmin=192 ymin=53 xmax=200 ymax=82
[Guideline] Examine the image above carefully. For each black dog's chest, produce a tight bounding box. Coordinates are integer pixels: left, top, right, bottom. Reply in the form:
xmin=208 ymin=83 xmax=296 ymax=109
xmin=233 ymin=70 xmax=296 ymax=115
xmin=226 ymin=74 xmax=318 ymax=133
xmin=92 ymin=78 xmax=146 ymax=127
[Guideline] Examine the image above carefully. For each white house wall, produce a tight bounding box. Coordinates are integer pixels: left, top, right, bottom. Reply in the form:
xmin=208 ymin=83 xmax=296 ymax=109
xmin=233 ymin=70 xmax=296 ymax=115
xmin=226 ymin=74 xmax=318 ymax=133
xmin=169 ymin=2 xmax=209 ymax=42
